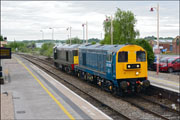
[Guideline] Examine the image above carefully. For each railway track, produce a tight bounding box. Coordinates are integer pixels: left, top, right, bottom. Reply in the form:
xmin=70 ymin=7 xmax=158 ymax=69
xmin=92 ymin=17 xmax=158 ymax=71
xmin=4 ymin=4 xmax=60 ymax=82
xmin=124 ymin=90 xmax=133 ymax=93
xmin=120 ymin=95 xmax=179 ymax=120
xmin=18 ymin=54 xmax=180 ymax=120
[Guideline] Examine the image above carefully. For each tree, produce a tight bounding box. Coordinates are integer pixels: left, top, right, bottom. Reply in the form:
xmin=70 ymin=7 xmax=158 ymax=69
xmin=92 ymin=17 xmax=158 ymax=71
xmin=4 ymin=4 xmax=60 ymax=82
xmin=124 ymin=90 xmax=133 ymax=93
xmin=66 ymin=37 xmax=82 ymax=44
xmin=102 ymin=8 xmax=139 ymax=44
xmin=40 ymin=43 xmax=55 ymax=58
xmin=135 ymin=39 xmax=154 ymax=67
xmin=91 ymin=41 xmax=96 ymax=44
xmin=0 ymin=35 xmax=4 ymax=41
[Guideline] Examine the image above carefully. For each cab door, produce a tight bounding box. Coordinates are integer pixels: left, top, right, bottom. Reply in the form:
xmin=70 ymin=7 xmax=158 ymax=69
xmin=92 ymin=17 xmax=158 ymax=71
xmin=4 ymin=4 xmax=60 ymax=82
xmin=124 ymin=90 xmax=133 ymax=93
xmin=106 ymin=53 xmax=113 ymax=78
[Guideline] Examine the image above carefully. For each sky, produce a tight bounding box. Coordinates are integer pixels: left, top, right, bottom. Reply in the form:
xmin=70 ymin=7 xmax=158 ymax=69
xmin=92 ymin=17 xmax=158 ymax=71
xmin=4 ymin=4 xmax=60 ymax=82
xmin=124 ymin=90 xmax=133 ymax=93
xmin=1 ymin=1 xmax=179 ymax=41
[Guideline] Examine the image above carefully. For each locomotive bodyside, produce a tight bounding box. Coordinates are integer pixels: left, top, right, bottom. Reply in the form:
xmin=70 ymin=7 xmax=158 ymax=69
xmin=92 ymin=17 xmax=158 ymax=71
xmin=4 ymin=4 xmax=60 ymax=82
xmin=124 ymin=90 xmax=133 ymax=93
xmin=75 ymin=44 xmax=150 ymax=94
xmin=54 ymin=44 xmax=79 ymax=73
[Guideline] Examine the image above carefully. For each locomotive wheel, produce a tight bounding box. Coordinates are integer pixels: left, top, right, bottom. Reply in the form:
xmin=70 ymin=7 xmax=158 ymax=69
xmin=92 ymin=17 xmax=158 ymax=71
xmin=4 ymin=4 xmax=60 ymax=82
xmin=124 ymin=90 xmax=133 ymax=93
xmin=112 ymin=87 xmax=118 ymax=96
xmin=83 ymin=73 xmax=87 ymax=80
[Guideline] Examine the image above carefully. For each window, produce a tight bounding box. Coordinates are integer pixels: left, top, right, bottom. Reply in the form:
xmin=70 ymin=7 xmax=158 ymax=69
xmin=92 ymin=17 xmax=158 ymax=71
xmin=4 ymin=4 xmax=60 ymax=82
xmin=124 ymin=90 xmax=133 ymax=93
xmin=118 ymin=52 xmax=128 ymax=62
xmin=175 ymin=58 xmax=180 ymax=63
xmin=66 ymin=51 xmax=69 ymax=61
xmin=106 ymin=54 xmax=112 ymax=61
xmin=136 ymin=51 xmax=146 ymax=62
xmin=168 ymin=58 xmax=175 ymax=63
xmin=73 ymin=50 xmax=78 ymax=56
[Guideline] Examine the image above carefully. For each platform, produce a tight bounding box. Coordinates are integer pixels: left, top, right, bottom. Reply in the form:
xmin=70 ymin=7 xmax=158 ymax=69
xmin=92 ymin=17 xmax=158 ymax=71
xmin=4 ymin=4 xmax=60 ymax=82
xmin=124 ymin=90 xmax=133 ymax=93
xmin=1 ymin=55 xmax=112 ymax=120
xmin=148 ymin=72 xmax=179 ymax=93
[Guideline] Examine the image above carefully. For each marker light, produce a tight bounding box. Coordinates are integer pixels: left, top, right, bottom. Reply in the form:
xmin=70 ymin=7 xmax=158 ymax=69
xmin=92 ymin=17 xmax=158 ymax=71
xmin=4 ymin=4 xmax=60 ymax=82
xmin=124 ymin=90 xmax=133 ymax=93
xmin=136 ymin=72 xmax=139 ymax=75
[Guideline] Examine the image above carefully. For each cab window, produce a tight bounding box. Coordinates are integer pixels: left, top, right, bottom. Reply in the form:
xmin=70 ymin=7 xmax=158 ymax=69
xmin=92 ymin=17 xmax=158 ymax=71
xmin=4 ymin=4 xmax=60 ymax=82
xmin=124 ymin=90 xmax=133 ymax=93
xmin=118 ymin=52 xmax=128 ymax=62
xmin=73 ymin=50 xmax=78 ymax=56
xmin=136 ymin=51 xmax=146 ymax=62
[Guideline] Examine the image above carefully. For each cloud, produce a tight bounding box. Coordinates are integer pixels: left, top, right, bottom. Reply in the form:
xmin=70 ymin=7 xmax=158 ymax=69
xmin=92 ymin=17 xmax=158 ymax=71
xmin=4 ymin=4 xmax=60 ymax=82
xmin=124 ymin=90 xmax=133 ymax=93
xmin=1 ymin=1 xmax=179 ymax=41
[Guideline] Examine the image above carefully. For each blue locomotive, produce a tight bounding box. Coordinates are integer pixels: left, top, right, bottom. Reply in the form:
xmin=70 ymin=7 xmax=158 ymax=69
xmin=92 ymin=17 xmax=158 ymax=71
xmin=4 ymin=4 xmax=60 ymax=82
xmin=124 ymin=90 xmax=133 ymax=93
xmin=54 ymin=44 xmax=150 ymax=95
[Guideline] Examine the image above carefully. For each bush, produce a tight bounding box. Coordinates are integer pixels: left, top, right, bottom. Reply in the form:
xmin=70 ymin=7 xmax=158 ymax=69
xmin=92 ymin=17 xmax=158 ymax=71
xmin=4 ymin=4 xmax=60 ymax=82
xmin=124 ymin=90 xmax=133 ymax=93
xmin=135 ymin=39 xmax=154 ymax=67
xmin=40 ymin=43 xmax=55 ymax=58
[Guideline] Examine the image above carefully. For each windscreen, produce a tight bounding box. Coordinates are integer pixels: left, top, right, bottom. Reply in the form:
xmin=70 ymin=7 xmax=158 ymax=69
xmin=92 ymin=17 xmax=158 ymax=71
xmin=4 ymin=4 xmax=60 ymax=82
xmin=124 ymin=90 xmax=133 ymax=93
xmin=160 ymin=58 xmax=168 ymax=63
xmin=168 ymin=58 xmax=175 ymax=63
xmin=118 ymin=52 xmax=128 ymax=62
xmin=136 ymin=51 xmax=146 ymax=62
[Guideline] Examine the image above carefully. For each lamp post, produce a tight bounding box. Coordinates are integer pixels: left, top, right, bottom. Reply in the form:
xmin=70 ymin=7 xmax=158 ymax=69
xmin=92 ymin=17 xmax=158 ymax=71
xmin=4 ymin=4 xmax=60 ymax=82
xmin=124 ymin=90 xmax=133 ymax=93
xmin=82 ymin=21 xmax=88 ymax=44
xmin=40 ymin=30 xmax=44 ymax=40
xmin=82 ymin=23 xmax=85 ymax=44
xmin=86 ymin=21 xmax=88 ymax=44
xmin=49 ymin=27 xmax=54 ymax=40
xmin=67 ymin=26 xmax=72 ymax=45
xmin=150 ymin=3 xmax=159 ymax=75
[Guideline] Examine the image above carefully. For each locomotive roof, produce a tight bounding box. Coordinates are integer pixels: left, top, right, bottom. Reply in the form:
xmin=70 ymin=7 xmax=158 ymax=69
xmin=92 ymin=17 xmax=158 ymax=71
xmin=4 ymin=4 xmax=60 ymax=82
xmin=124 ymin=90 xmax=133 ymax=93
xmin=78 ymin=44 xmax=126 ymax=53
xmin=56 ymin=44 xmax=81 ymax=51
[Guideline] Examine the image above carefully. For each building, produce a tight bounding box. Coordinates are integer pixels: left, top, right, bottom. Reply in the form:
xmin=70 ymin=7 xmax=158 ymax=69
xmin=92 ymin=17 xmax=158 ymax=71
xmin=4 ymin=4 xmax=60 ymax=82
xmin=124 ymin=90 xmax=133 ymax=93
xmin=149 ymin=39 xmax=173 ymax=52
xmin=172 ymin=36 xmax=180 ymax=54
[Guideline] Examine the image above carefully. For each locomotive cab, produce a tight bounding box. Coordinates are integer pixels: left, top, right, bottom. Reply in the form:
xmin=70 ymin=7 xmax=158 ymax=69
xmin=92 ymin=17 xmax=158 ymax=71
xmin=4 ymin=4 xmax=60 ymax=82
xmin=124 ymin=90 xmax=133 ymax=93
xmin=116 ymin=45 xmax=150 ymax=92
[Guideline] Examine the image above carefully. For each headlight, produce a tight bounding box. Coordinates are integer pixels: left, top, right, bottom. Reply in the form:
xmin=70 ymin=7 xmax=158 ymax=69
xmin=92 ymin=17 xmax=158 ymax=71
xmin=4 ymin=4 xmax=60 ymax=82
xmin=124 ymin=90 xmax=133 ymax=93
xmin=136 ymin=72 xmax=139 ymax=75
xmin=128 ymin=65 xmax=131 ymax=68
xmin=137 ymin=65 xmax=139 ymax=68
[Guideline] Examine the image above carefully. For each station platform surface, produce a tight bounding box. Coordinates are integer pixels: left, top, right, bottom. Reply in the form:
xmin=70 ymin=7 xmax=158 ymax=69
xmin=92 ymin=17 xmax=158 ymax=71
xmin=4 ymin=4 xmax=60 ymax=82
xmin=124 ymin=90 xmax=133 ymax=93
xmin=1 ymin=55 xmax=112 ymax=120
xmin=148 ymin=72 xmax=179 ymax=93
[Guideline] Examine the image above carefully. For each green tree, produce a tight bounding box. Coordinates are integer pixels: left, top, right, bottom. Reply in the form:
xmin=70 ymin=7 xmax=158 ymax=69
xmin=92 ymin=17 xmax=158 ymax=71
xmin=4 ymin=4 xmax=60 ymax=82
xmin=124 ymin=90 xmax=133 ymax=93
xmin=0 ymin=35 xmax=4 ymax=41
xmin=91 ymin=41 xmax=96 ymax=44
xmin=66 ymin=37 xmax=82 ymax=44
xmin=135 ymin=39 xmax=154 ymax=67
xmin=102 ymin=8 xmax=139 ymax=44
xmin=40 ymin=43 xmax=55 ymax=58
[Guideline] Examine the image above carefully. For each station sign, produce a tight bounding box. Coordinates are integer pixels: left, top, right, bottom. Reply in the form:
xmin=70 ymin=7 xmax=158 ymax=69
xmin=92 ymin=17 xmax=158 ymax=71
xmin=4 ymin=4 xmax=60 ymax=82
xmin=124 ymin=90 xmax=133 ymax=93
xmin=0 ymin=47 xmax=11 ymax=59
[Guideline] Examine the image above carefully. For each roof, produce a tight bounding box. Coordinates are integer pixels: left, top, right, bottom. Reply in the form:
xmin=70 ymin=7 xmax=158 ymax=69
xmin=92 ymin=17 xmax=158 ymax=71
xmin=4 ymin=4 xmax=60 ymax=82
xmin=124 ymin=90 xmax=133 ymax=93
xmin=153 ymin=39 xmax=172 ymax=43
xmin=79 ymin=44 xmax=125 ymax=53
xmin=56 ymin=44 xmax=81 ymax=51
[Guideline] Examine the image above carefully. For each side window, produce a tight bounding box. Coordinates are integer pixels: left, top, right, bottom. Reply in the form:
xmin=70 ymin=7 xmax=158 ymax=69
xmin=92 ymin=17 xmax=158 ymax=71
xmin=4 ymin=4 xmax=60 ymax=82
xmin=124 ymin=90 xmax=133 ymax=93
xmin=136 ymin=51 xmax=146 ymax=62
xmin=118 ymin=52 xmax=128 ymax=62
xmin=106 ymin=54 xmax=112 ymax=61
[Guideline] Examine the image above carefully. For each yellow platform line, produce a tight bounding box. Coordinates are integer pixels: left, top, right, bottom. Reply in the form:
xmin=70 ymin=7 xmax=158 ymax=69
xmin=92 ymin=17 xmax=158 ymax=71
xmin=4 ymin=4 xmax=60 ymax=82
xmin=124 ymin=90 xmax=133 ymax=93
xmin=14 ymin=57 xmax=75 ymax=120
xmin=149 ymin=76 xmax=179 ymax=86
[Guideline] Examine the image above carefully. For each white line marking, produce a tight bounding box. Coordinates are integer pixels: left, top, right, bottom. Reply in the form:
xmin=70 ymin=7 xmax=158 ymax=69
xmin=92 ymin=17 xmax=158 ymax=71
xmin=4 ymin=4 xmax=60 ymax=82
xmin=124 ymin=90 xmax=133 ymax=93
xmin=151 ymin=83 xmax=180 ymax=93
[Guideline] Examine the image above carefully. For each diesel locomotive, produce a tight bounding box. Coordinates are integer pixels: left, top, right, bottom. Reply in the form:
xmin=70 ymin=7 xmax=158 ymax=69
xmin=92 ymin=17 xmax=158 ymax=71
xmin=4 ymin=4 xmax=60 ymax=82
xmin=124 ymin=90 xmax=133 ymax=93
xmin=53 ymin=44 xmax=150 ymax=95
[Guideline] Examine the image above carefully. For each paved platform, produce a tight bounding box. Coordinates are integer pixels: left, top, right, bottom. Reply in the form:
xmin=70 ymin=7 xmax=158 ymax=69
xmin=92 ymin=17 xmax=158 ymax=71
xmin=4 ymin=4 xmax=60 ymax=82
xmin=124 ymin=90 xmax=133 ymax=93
xmin=148 ymin=72 xmax=179 ymax=93
xmin=1 ymin=55 xmax=112 ymax=120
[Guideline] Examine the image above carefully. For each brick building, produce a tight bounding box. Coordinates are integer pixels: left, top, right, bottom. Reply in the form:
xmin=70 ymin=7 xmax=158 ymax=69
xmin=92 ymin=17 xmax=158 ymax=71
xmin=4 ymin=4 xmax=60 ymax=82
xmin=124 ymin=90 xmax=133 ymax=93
xmin=149 ymin=39 xmax=172 ymax=52
xmin=149 ymin=36 xmax=180 ymax=54
xmin=172 ymin=36 xmax=180 ymax=54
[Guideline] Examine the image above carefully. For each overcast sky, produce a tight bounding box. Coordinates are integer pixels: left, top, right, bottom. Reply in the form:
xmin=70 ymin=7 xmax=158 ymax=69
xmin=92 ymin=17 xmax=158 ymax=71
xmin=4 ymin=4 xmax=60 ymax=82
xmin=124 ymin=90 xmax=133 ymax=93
xmin=1 ymin=1 xmax=179 ymax=41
